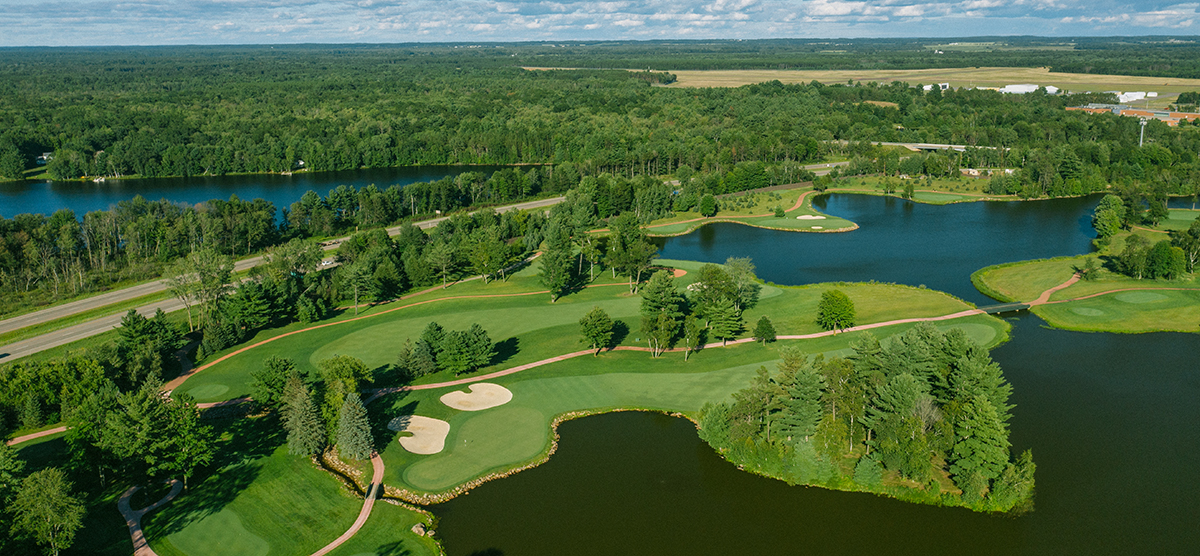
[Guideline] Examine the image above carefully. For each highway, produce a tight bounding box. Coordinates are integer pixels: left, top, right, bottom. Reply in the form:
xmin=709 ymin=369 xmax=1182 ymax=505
xmin=0 ymin=196 xmax=565 ymax=363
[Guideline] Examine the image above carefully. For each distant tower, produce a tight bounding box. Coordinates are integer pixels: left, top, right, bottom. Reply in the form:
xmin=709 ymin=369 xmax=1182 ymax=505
xmin=1139 ymin=118 xmax=1147 ymax=147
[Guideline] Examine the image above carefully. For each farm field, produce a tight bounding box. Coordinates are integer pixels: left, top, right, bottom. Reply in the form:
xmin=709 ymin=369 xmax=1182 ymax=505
xmin=665 ymin=67 xmax=1200 ymax=98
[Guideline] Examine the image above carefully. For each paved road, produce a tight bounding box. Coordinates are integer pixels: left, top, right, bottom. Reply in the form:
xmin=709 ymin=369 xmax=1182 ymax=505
xmin=0 ymin=196 xmax=565 ymax=364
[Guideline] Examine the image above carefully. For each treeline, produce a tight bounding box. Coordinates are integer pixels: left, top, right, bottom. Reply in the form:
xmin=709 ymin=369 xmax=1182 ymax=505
xmin=6 ymin=46 xmax=1200 ymax=187
xmin=699 ymin=324 xmax=1035 ymax=513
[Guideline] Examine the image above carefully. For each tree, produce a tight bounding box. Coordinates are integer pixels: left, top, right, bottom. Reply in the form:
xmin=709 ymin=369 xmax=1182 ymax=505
xmin=341 ymin=260 xmax=372 ymax=315
xmin=250 ymin=356 xmax=296 ymax=408
xmin=161 ymin=394 xmax=215 ymax=491
xmin=949 ymin=396 xmax=1012 ymax=492
xmin=9 ymin=468 xmax=85 ymax=556
xmin=336 ymin=393 xmax=373 ymax=461
xmin=753 ymin=316 xmax=777 ymax=345
xmin=707 ymin=298 xmax=743 ymax=346
xmin=438 ymin=330 xmax=474 ymax=375
xmin=579 ymin=306 xmax=614 ymax=355
xmin=816 ymin=289 xmax=855 ymax=331
xmin=690 ymin=264 xmax=737 ymax=317
xmin=1091 ymin=194 xmax=1126 ymax=239
xmin=1118 ymin=235 xmax=1150 ymax=279
xmin=282 ymin=373 xmax=326 ymax=456
xmin=465 ymin=323 xmax=494 ymax=369
xmin=538 ymin=219 xmax=575 ymax=302
xmin=163 ymin=257 xmax=200 ymax=332
xmin=606 ymin=213 xmax=657 ymax=293
xmin=699 ymin=194 xmax=717 ymax=217
xmin=0 ymin=443 xmax=25 ymax=503
xmin=1146 ymin=240 xmax=1187 ymax=279
xmin=1170 ymin=219 xmax=1200 ymax=273
xmin=409 ymin=340 xmax=438 ymax=378
xmin=317 ymin=355 xmax=374 ymax=439
xmin=724 ymin=257 xmax=760 ymax=311
xmin=641 ymin=313 xmax=678 ymax=357
xmin=681 ymin=315 xmax=706 ymax=361
xmin=639 ymin=270 xmax=685 ymax=356
xmin=424 ymin=240 xmax=456 ymax=289
xmin=775 ymin=349 xmax=825 ymax=442
xmin=189 ymin=248 xmax=234 ymax=328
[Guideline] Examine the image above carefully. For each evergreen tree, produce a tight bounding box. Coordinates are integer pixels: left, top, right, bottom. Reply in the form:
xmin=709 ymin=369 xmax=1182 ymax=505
xmin=949 ymin=396 xmax=1012 ymax=490
xmin=419 ymin=322 xmax=446 ymax=360
xmin=539 ymin=217 xmax=575 ymax=302
xmin=250 ymin=356 xmax=296 ymax=408
xmin=317 ymin=355 xmax=373 ymax=441
xmin=0 ymin=443 xmax=25 ymax=503
xmin=336 ymin=393 xmax=373 ymax=461
xmin=410 ymin=340 xmax=438 ymax=377
xmin=816 ymin=289 xmax=856 ymax=331
xmin=578 ymin=306 xmax=615 ymax=355
xmin=753 ymin=315 xmax=777 ymax=345
xmin=640 ymin=270 xmax=685 ymax=318
xmin=466 ymin=323 xmax=494 ymax=369
xmin=282 ymin=373 xmax=326 ymax=456
xmin=707 ymin=298 xmax=742 ymax=345
xmin=853 ymin=455 xmax=884 ymax=487
xmin=775 ymin=351 xmax=825 ymax=442
xmin=10 ymin=468 xmax=85 ymax=556
xmin=438 ymin=330 xmax=474 ymax=375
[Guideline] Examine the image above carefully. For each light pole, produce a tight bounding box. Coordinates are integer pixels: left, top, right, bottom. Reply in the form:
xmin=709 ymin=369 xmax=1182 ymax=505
xmin=1139 ymin=118 xmax=1147 ymax=147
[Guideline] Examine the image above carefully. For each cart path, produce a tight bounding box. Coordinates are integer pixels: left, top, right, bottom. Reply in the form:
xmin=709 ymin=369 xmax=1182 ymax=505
xmin=118 ymin=479 xmax=183 ymax=556
xmin=310 ymin=453 xmax=386 ymax=556
xmin=1029 ymin=273 xmax=1081 ymax=305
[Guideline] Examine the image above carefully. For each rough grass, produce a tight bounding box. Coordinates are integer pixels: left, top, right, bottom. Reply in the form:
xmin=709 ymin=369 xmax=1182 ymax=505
xmin=665 ymin=67 xmax=1200 ymax=94
xmin=644 ymin=188 xmax=855 ymax=236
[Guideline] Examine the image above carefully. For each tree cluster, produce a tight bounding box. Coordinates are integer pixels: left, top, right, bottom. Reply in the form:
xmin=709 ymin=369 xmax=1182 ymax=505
xmin=699 ymin=324 xmax=1035 ymax=513
xmin=396 ymin=322 xmax=495 ymax=378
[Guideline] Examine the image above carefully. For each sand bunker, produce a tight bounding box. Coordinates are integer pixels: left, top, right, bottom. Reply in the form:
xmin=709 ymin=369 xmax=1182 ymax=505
xmin=389 ymin=415 xmax=451 ymax=455
xmin=811 ymin=226 xmax=823 ymax=229
xmin=796 ymin=214 xmax=827 ymax=220
xmin=440 ymin=383 xmax=514 ymax=411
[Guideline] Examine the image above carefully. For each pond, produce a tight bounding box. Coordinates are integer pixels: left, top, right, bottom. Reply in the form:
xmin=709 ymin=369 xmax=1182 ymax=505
xmin=434 ymin=195 xmax=1199 ymax=555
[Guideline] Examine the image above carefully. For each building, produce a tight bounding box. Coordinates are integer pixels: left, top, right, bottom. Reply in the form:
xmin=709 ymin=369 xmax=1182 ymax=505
xmin=1066 ymin=103 xmax=1200 ymax=126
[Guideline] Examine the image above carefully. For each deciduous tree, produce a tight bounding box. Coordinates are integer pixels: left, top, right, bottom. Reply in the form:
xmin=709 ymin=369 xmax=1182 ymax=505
xmin=579 ymin=306 xmax=614 ymax=355
xmin=9 ymin=468 xmax=85 ymax=556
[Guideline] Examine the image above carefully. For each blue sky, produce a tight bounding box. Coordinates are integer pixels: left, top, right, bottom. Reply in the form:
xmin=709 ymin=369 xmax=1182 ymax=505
xmin=0 ymin=0 xmax=1196 ymax=46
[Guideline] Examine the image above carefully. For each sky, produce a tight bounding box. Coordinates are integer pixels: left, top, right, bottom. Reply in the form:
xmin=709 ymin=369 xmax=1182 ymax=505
xmin=0 ymin=0 xmax=1196 ymax=46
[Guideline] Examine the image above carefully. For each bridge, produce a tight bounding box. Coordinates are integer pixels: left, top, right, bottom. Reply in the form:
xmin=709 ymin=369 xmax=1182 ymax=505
xmin=978 ymin=303 xmax=1031 ymax=314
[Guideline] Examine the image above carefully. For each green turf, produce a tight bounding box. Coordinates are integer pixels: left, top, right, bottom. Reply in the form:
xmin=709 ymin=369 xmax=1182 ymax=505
xmin=911 ymin=191 xmax=968 ymax=203
xmin=1157 ymin=209 xmax=1200 ymax=231
xmin=973 ymin=256 xmax=1082 ymax=302
xmin=372 ymin=313 xmax=1008 ymax=496
xmin=144 ymin=415 xmax=433 ymax=556
xmin=324 ymin=502 xmax=440 ymax=556
xmin=1034 ymin=289 xmax=1200 ymax=333
xmin=178 ymin=265 xmax=981 ymax=404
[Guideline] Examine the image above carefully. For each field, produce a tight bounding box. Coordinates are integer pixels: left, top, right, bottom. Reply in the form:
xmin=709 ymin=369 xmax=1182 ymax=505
xmin=665 ymin=67 xmax=1200 ymax=99
xmin=642 ymin=188 xmax=856 ymax=236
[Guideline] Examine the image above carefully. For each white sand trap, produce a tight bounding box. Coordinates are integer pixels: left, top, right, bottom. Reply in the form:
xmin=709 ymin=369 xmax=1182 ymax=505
xmin=796 ymin=214 xmax=827 ymax=220
xmin=811 ymin=226 xmax=823 ymax=229
xmin=389 ymin=415 xmax=450 ymax=455
xmin=440 ymin=383 xmax=514 ymax=411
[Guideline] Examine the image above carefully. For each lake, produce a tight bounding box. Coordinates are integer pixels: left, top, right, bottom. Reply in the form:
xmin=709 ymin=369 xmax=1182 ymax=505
xmin=0 ymin=165 xmax=507 ymax=218
xmin=434 ymin=194 xmax=1200 ymax=555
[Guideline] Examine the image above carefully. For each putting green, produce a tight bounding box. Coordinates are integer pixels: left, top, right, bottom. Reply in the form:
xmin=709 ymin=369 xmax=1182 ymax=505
xmin=165 ymin=509 xmax=269 ymax=556
xmin=1070 ymin=307 xmax=1106 ymax=316
xmin=912 ymin=192 xmax=966 ymax=203
xmin=1115 ymin=292 xmax=1169 ymax=304
xmin=183 ymin=384 xmax=229 ymax=399
xmin=405 ymin=406 xmax=547 ymax=491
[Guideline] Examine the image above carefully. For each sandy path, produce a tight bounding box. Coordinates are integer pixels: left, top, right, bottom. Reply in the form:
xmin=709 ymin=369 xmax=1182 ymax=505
xmin=118 ymin=479 xmax=183 ymax=556
xmin=1029 ymin=274 xmax=1081 ymax=305
xmin=310 ymin=453 xmax=385 ymax=556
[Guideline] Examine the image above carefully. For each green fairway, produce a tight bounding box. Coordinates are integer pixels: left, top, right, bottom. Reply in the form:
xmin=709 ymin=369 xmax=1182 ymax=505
xmin=324 ymin=502 xmax=440 ymax=556
xmin=144 ymin=416 xmax=434 ymax=556
xmin=371 ymin=313 xmax=1007 ymax=498
xmin=911 ymin=191 xmax=969 ymax=203
xmin=178 ymin=261 xmax=982 ymax=404
xmin=1035 ymin=289 xmax=1200 ymax=333
xmin=643 ymin=188 xmax=856 ymax=236
xmin=1158 ymin=209 xmax=1200 ymax=231
xmin=972 ymin=256 xmax=1082 ymax=303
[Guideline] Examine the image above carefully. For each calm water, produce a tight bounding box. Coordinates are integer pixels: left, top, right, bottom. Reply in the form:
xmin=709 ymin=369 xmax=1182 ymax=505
xmin=0 ymin=165 xmax=506 ymax=218
xmin=655 ymin=194 xmax=1098 ymax=306
xmin=436 ymin=195 xmax=1199 ymax=555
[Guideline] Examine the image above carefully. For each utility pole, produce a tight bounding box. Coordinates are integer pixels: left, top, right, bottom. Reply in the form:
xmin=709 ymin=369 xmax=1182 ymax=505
xmin=1139 ymin=118 xmax=1147 ymax=147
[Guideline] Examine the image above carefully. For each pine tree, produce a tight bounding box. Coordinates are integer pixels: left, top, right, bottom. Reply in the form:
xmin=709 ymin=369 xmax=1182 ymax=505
xmin=283 ymin=374 xmax=326 ymax=456
xmin=439 ymin=330 xmax=474 ymax=375
xmin=753 ymin=315 xmax=777 ymax=345
xmin=949 ymin=396 xmax=1012 ymax=490
xmin=336 ymin=393 xmax=373 ymax=461
xmin=466 ymin=323 xmax=494 ymax=369
xmin=707 ymin=298 xmax=742 ymax=345
xmin=419 ymin=322 xmax=446 ymax=360
xmin=410 ymin=340 xmax=438 ymax=377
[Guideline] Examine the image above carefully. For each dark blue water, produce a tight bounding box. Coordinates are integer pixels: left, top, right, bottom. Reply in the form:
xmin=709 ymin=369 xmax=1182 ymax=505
xmin=0 ymin=165 xmax=507 ymax=218
xmin=655 ymin=194 xmax=1099 ymax=305
xmin=435 ymin=315 xmax=1200 ymax=556
xmin=435 ymin=194 xmax=1200 ymax=556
